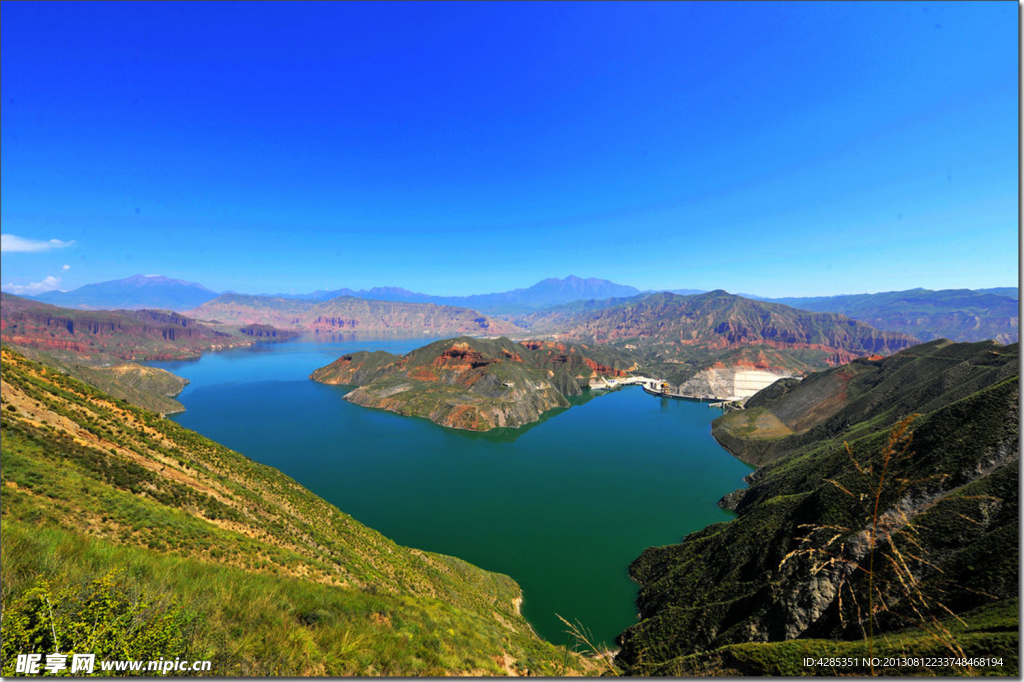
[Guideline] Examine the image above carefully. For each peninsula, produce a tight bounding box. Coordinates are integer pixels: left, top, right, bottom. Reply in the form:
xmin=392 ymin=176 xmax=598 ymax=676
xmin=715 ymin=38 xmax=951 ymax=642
xmin=310 ymin=336 xmax=633 ymax=430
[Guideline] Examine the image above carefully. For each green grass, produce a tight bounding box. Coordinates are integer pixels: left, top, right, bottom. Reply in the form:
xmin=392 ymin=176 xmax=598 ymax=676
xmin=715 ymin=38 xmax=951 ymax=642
xmin=0 ymin=348 xmax=593 ymax=676
xmin=1 ymin=521 xmax=584 ymax=676
xmin=649 ymin=599 xmax=1018 ymax=677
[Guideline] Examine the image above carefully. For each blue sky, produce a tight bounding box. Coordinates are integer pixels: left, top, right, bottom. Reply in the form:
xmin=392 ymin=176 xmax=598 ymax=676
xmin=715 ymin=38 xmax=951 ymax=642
xmin=1 ymin=2 xmax=1017 ymax=297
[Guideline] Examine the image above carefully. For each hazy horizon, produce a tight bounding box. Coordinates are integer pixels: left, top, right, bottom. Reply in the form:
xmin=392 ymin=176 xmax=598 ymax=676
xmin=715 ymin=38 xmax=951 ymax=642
xmin=2 ymin=271 xmax=1019 ymax=303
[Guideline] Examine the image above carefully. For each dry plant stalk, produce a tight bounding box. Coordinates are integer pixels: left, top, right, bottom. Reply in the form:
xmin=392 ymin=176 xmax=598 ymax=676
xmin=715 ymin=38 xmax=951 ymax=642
xmin=556 ymin=614 xmax=620 ymax=677
xmin=779 ymin=415 xmax=983 ymax=676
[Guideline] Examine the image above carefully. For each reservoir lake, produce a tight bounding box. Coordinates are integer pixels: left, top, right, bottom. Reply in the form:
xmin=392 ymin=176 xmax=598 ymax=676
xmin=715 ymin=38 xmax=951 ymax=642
xmin=149 ymin=336 xmax=753 ymax=648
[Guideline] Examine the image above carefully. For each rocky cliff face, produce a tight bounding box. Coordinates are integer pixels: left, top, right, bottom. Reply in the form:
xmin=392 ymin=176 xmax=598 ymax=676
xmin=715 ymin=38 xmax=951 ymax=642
xmin=310 ymin=336 xmax=634 ymax=431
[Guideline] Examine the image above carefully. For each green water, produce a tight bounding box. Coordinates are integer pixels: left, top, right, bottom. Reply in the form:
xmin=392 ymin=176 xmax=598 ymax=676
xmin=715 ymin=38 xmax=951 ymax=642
xmin=150 ymin=336 xmax=752 ymax=648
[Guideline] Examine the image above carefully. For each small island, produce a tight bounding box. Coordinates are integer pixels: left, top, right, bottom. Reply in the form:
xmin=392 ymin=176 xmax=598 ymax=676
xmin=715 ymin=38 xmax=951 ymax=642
xmin=310 ymin=336 xmax=633 ymax=431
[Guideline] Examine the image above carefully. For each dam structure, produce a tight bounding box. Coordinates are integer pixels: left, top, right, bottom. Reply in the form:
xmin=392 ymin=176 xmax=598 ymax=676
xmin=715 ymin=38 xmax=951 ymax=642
xmin=590 ymin=368 xmax=797 ymax=404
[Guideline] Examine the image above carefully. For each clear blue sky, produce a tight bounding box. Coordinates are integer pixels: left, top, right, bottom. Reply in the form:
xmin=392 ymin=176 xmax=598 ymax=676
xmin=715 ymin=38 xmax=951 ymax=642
xmin=1 ymin=2 xmax=1018 ymax=297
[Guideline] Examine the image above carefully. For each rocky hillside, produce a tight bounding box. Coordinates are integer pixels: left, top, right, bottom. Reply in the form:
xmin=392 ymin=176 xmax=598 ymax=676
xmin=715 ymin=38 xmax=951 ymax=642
xmin=564 ymin=291 xmax=917 ymax=362
xmin=310 ymin=336 xmax=635 ymax=431
xmin=189 ymin=294 xmax=521 ymax=336
xmin=615 ymin=340 xmax=1018 ymax=675
xmin=0 ymin=348 xmax=592 ymax=676
xmin=1 ymin=293 xmax=252 ymax=361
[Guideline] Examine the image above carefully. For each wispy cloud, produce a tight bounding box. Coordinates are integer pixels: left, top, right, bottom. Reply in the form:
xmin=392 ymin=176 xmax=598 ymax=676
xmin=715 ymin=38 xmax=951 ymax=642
xmin=1 ymin=276 xmax=63 ymax=295
xmin=62 ymin=264 xmax=71 ymax=271
xmin=1 ymin=234 xmax=76 ymax=253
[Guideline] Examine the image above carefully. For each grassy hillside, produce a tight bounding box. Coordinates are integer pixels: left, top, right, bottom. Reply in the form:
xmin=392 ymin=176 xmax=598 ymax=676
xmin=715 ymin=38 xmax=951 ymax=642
xmin=615 ymin=341 xmax=1019 ymax=675
xmin=639 ymin=599 xmax=1017 ymax=676
xmin=714 ymin=339 xmax=1019 ymax=466
xmin=0 ymin=349 xmax=592 ymax=676
xmin=310 ymin=336 xmax=636 ymax=431
xmin=0 ymin=342 xmax=189 ymax=415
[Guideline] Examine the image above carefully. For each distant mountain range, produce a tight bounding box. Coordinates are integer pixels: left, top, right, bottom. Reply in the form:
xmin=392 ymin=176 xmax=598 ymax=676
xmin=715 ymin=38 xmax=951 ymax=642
xmin=764 ymin=288 xmax=1019 ymax=344
xmin=25 ymin=275 xmax=647 ymax=315
xmin=22 ymin=275 xmax=1018 ymax=344
xmin=523 ymin=287 xmax=1019 ymax=346
xmin=265 ymin=275 xmax=646 ymax=314
xmin=545 ymin=290 xmax=917 ymax=362
xmin=31 ymin=274 xmax=219 ymax=311
xmin=188 ymin=293 xmax=522 ymax=336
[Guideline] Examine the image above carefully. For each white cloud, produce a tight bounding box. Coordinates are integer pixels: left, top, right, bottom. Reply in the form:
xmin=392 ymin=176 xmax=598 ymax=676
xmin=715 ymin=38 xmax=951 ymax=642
xmin=1 ymin=234 xmax=76 ymax=253
xmin=62 ymin=264 xmax=71 ymax=271
xmin=1 ymin=276 xmax=63 ymax=295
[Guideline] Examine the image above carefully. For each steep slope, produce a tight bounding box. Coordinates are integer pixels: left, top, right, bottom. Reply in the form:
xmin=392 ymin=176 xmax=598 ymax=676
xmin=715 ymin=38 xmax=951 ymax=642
xmin=32 ymin=274 xmax=219 ymax=311
xmin=310 ymin=336 xmax=635 ymax=431
xmin=1 ymin=293 xmax=253 ymax=361
xmin=189 ymin=294 xmax=522 ymax=336
xmin=615 ymin=341 xmax=1018 ymax=674
xmin=772 ymin=288 xmax=1019 ymax=344
xmin=0 ymin=349 xmax=592 ymax=676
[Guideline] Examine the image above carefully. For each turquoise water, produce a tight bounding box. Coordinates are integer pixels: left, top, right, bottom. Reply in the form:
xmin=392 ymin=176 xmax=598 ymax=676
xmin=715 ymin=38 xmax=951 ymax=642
xmin=149 ymin=337 xmax=752 ymax=648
